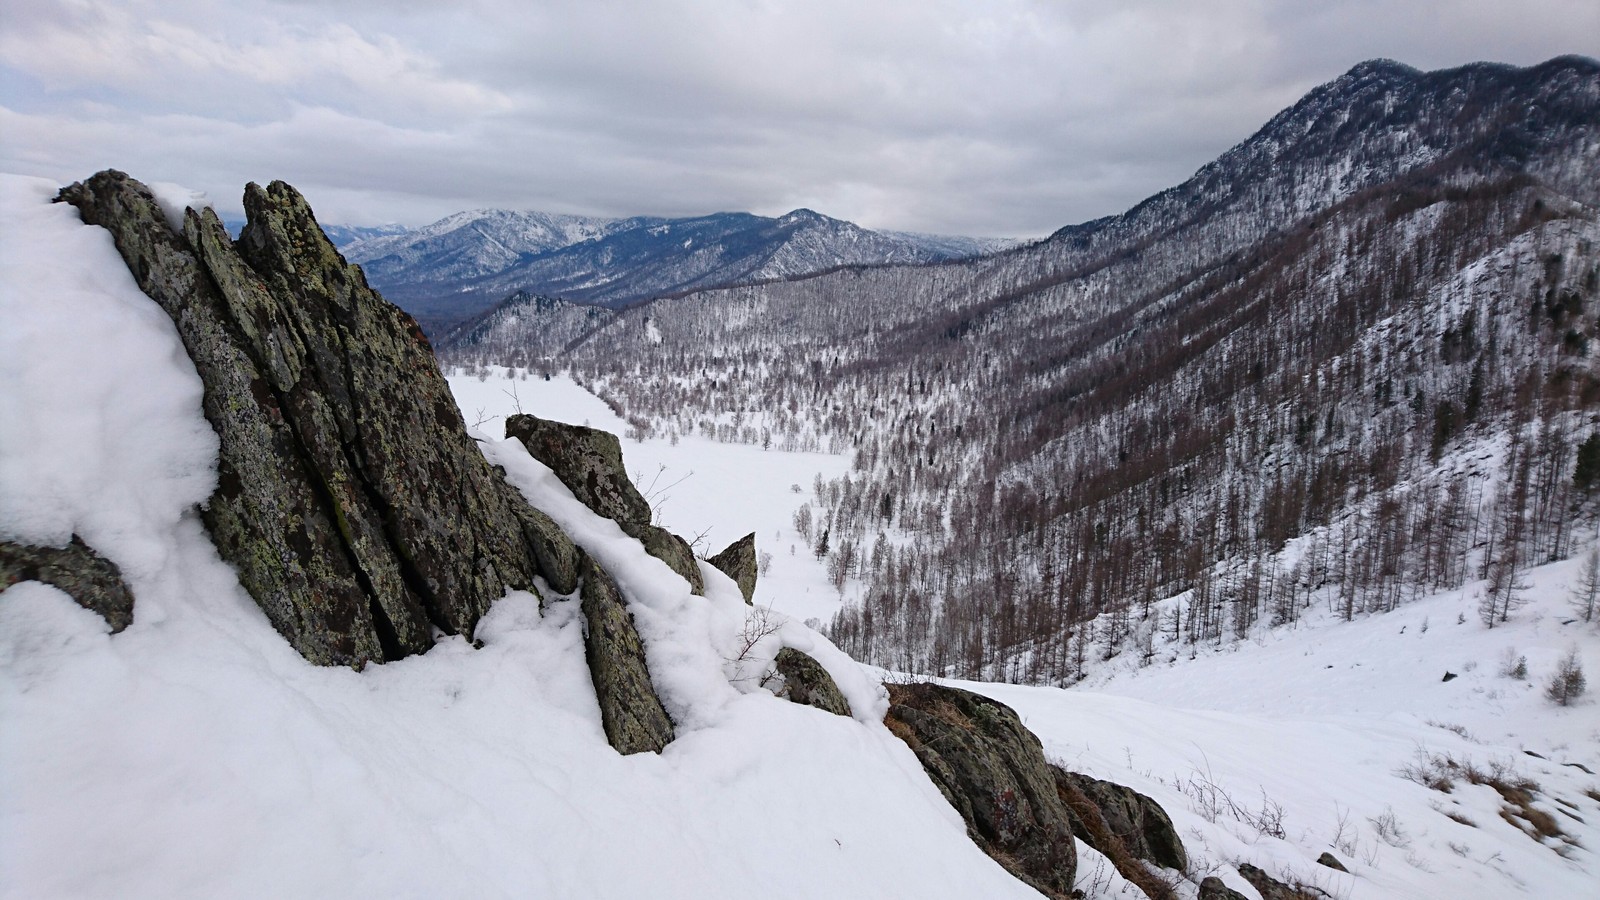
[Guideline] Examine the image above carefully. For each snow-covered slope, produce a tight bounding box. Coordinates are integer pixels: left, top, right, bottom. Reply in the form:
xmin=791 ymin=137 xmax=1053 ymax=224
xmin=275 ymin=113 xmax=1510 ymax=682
xmin=0 ymin=174 xmax=1039 ymax=900
xmin=4 ymin=175 xmax=1598 ymax=898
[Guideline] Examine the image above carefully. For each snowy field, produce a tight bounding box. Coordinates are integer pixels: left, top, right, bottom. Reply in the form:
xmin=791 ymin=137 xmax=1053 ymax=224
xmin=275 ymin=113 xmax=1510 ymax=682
xmin=967 ymin=564 xmax=1600 ymax=899
xmin=3 ymin=174 xmax=1598 ymax=899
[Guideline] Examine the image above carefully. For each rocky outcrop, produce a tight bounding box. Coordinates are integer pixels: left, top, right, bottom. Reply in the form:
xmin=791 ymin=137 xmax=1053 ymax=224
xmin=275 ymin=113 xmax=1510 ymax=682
xmin=579 ymin=555 xmax=675 ymax=754
xmin=707 ymin=532 xmax=757 ymax=603
xmin=1053 ymin=769 xmax=1187 ymax=872
xmin=504 ymin=414 xmax=651 ymax=524
xmin=884 ymin=682 xmax=1076 ymax=898
xmin=0 ymin=536 xmax=135 ymax=632
xmin=773 ymin=648 xmax=852 ymax=717
xmin=59 ymin=171 xmax=551 ymax=667
xmin=505 ymin=413 xmax=704 ymax=594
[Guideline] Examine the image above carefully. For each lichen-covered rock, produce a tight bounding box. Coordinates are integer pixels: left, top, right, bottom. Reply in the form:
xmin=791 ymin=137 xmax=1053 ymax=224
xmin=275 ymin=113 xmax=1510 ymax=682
xmin=773 ymin=647 xmax=852 ymax=717
xmin=505 ymin=413 xmax=703 ymax=594
xmin=579 ymin=555 xmax=674 ymax=754
xmin=884 ymin=682 xmax=1076 ymax=898
xmin=512 ymin=503 xmax=582 ymax=596
xmin=707 ymin=532 xmax=757 ymax=604
xmin=1052 ymin=768 xmax=1187 ymax=872
xmin=59 ymin=171 xmax=546 ymax=667
xmin=0 ymin=536 xmax=135 ymax=632
xmin=505 ymin=414 xmax=651 ymax=525
xmin=630 ymin=522 xmax=704 ymax=594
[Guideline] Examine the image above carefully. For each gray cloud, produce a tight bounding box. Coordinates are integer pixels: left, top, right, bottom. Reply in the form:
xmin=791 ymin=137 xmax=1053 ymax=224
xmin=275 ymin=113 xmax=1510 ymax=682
xmin=2 ymin=0 xmax=1595 ymax=236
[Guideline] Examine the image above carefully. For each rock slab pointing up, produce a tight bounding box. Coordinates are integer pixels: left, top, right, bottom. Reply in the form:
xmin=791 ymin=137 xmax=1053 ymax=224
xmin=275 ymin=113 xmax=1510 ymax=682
xmin=59 ymin=171 xmax=553 ymax=667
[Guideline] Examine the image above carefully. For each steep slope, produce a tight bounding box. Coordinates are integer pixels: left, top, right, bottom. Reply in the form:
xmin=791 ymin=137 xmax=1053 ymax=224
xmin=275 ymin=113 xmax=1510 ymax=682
xmin=447 ymin=56 xmax=1600 ymax=682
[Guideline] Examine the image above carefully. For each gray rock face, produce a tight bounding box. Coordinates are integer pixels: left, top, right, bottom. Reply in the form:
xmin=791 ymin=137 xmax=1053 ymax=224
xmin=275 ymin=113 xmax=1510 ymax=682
xmin=505 ymin=412 xmax=704 ymax=594
xmin=59 ymin=171 xmax=546 ymax=667
xmin=579 ymin=555 xmax=674 ymax=754
xmin=707 ymin=532 xmax=757 ymax=604
xmin=1 ymin=536 xmax=135 ymax=632
xmin=773 ymin=648 xmax=852 ymax=717
xmin=1053 ymin=768 xmax=1187 ymax=872
xmin=884 ymin=682 xmax=1076 ymax=898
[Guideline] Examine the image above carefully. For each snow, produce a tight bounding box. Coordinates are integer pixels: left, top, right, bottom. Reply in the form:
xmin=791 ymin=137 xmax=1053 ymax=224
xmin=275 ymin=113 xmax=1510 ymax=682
xmin=0 ymin=175 xmax=1035 ymax=900
xmin=448 ymin=370 xmax=853 ymax=625
xmin=4 ymin=172 xmax=1598 ymax=899
xmin=147 ymin=182 xmax=213 ymax=233
xmin=954 ymin=560 xmax=1600 ymax=899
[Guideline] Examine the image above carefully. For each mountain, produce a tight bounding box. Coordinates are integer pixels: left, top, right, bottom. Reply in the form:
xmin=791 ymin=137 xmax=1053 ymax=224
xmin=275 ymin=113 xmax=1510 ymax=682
xmin=342 ymin=205 xmax=1014 ymax=334
xmin=444 ymin=56 xmax=1600 ymax=683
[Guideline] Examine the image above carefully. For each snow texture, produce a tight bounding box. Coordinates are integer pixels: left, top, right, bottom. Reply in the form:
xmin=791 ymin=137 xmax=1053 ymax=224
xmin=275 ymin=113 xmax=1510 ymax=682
xmin=0 ymin=175 xmax=1033 ymax=900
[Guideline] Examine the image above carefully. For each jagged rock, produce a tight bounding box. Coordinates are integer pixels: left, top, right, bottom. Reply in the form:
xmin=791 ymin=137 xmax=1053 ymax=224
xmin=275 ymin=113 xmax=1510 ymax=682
xmin=773 ymin=648 xmax=852 ymax=717
xmin=59 ymin=171 xmax=545 ymax=667
xmin=505 ymin=412 xmax=703 ymax=594
xmin=0 ymin=536 xmax=135 ymax=632
xmin=1237 ymin=863 xmax=1322 ymax=900
xmin=1316 ymin=852 xmax=1348 ymax=872
xmin=505 ymin=413 xmax=651 ymax=524
xmin=579 ymin=555 xmax=674 ymax=754
xmin=884 ymin=682 xmax=1076 ymax=898
xmin=1052 ymin=768 xmax=1187 ymax=872
xmin=1198 ymin=876 xmax=1250 ymax=900
xmin=512 ymin=503 xmax=581 ymax=595
xmin=708 ymin=532 xmax=757 ymax=603
xmin=630 ymin=522 xmax=704 ymax=594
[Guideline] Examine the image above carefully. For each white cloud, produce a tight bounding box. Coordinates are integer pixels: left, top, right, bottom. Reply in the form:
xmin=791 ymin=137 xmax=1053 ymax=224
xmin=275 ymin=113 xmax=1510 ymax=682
xmin=1 ymin=0 xmax=1594 ymax=235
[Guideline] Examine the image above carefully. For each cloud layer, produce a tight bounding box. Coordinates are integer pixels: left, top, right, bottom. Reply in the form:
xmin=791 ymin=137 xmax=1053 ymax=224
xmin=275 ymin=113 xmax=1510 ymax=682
xmin=3 ymin=0 xmax=1595 ymax=236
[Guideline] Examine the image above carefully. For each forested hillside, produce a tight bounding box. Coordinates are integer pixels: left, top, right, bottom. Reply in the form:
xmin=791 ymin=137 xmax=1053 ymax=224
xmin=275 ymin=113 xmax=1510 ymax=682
xmin=445 ymin=56 xmax=1600 ymax=682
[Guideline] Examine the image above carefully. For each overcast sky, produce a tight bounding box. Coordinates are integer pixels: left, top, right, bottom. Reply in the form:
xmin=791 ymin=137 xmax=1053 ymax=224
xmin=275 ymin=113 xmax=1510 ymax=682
xmin=2 ymin=1 xmax=1595 ymax=237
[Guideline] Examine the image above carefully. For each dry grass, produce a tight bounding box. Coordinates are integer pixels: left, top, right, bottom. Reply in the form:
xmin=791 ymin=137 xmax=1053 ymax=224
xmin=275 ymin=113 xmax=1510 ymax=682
xmin=1053 ymin=776 xmax=1179 ymax=900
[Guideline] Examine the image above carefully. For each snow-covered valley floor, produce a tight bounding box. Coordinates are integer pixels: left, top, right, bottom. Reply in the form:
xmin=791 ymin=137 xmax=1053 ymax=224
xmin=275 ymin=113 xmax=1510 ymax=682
xmin=2 ymin=175 xmax=1598 ymax=899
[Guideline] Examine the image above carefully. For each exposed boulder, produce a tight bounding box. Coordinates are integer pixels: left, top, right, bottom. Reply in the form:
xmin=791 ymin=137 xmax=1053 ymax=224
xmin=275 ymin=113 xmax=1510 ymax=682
xmin=707 ymin=532 xmax=757 ymax=603
xmin=1053 ymin=768 xmax=1187 ymax=872
xmin=1316 ymin=852 xmax=1348 ymax=873
xmin=884 ymin=682 xmax=1076 ymax=898
xmin=505 ymin=412 xmax=704 ymax=594
xmin=1198 ymin=876 xmax=1250 ymax=900
xmin=773 ymin=647 xmax=852 ymax=717
xmin=59 ymin=171 xmax=547 ymax=667
xmin=579 ymin=555 xmax=675 ymax=754
xmin=0 ymin=536 xmax=135 ymax=632
xmin=1237 ymin=863 xmax=1325 ymax=900
xmin=505 ymin=414 xmax=651 ymax=525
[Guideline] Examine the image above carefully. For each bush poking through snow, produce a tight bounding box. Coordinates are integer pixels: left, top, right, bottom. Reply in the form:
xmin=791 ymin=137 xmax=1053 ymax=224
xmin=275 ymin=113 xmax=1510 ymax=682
xmin=1544 ymin=648 xmax=1586 ymax=706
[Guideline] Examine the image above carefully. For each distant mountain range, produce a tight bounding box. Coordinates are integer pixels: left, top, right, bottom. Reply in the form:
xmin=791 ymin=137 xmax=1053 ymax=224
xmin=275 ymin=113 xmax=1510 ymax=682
xmin=329 ymin=207 xmax=1017 ymax=333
